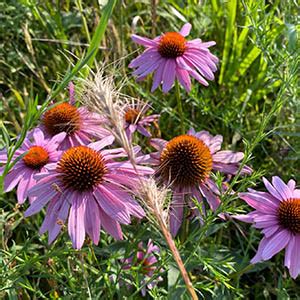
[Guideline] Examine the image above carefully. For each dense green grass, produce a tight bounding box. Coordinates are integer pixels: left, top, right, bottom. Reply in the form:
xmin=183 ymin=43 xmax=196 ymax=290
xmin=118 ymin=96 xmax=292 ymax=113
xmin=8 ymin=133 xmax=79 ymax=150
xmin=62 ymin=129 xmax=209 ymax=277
xmin=1 ymin=0 xmax=299 ymax=299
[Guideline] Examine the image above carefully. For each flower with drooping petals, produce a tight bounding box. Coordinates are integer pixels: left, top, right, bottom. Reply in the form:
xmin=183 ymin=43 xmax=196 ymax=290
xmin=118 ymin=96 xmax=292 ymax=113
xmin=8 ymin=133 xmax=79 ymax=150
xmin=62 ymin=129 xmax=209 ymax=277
xmin=24 ymin=136 xmax=153 ymax=249
xmin=123 ymin=239 xmax=163 ymax=296
xmin=123 ymin=101 xmax=159 ymax=141
xmin=0 ymin=128 xmax=65 ymax=204
xmin=129 ymin=23 xmax=218 ymax=93
xmin=148 ymin=128 xmax=252 ymax=236
xmin=40 ymin=83 xmax=111 ymax=149
xmin=236 ymin=176 xmax=300 ymax=279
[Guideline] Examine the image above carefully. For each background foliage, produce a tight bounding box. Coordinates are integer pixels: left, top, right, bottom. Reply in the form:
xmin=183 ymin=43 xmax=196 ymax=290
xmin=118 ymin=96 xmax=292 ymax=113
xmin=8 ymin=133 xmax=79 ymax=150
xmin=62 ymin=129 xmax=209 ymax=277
xmin=1 ymin=0 xmax=299 ymax=299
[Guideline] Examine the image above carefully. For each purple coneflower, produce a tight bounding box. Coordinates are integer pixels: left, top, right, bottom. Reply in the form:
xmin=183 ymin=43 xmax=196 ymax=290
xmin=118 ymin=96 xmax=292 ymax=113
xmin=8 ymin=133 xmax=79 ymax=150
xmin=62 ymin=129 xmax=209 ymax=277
xmin=129 ymin=23 xmax=218 ymax=93
xmin=123 ymin=239 xmax=163 ymax=296
xmin=123 ymin=102 xmax=159 ymax=141
xmin=236 ymin=176 xmax=300 ymax=279
xmin=0 ymin=128 xmax=65 ymax=204
xmin=24 ymin=136 xmax=153 ymax=249
xmin=40 ymin=84 xmax=111 ymax=149
xmin=148 ymin=128 xmax=252 ymax=236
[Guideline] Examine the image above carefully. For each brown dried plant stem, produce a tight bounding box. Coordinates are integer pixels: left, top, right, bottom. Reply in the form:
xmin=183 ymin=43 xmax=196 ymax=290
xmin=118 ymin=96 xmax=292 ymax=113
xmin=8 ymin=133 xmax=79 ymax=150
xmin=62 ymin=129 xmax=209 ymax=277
xmin=155 ymin=211 xmax=198 ymax=299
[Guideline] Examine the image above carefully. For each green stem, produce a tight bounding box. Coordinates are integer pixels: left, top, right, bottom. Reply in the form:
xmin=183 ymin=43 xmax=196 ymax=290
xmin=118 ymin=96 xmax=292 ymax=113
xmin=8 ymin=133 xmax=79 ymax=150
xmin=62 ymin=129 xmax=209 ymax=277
xmin=175 ymin=81 xmax=185 ymax=134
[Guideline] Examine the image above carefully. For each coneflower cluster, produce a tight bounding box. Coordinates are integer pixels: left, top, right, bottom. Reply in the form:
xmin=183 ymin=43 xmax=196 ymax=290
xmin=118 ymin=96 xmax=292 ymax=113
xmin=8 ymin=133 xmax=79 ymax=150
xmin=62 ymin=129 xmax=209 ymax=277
xmin=1 ymin=22 xmax=298 ymax=299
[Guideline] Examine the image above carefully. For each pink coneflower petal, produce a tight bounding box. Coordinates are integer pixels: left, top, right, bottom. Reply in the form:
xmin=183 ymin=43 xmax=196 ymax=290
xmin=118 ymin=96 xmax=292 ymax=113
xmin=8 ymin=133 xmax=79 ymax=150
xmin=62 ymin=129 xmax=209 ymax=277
xmin=199 ymin=184 xmax=221 ymax=211
xmin=99 ymin=208 xmax=123 ymax=240
xmin=262 ymin=177 xmax=283 ymax=201
xmin=261 ymin=229 xmax=291 ymax=260
xmin=162 ymin=59 xmax=176 ymax=93
xmin=288 ymin=237 xmax=300 ymax=279
xmin=212 ymin=151 xmax=244 ymax=163
xmin=175 ymin=68 xmax=191 ymax=92
xmin=272 ymin=176 xmax=293 ymax=200
xmin=94 ymin=186 xmax=131 ymax=224
xmin=179 ymin=23 xmax=192 ymax=37
xmin=170 ymin=192 xmax=184 ymax=236
xmin=132 ymin=34 xmax=158 ymax=47
xmin=68 ymin=195 xmax=87 ymax=249
xmin=85 ymin=196 xmax=101 ymax=244
xmin=287 ymin=179 xmax=296 ymax=191
xmin=239 ymin=192 xmax=278 ymax=212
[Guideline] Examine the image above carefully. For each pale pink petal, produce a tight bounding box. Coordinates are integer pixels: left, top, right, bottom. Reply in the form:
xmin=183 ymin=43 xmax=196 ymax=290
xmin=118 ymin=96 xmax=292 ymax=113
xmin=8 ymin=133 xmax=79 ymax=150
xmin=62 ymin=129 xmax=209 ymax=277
xmin=288 ymin=236 xmax=300 ymax=279
xmin=263 ymin=177 xmax=283 ymax=201
xmin=287 ymin=179 xmax=296 ymax=191
xmin=170 ymin=192 xmax=185 ymax=236
xmin=68 ymin=196 xmax=86 ymax=249
xmin=137 ymin=125 xmax=151 ymax=137
xmin=99 ymin=207 xmax=123 ymax=240
xmin=251 ymin=237 xmax=269 ymax=264
xmin=162 ymin=59 xmax=176 ymax=93
xmin=89 ymin=135 xmax=115 ymax=151
xmin=239 ymin=192 xmax=278 ymax=212
xmin=4 ymin=167 xmax=27 ymax=192
xmin=24 ymin=187 xmax=57 ymax=217
xmin=151 ymin=62 xmax=165 ymax=92
xmin=33 ymin=128 xmax=45 ymax=146
xmin=261 ymin=229 xmax=291 ymax=260
xmin=94 ymin=186 xmax=131 ymax=224
xmin=175 ymin=68 xmax=191 ymax=92
xmin=150 ymin=138 xmax=167 ymax=151
xmin=199 ymin=184 xmax=221 ymax=211
xmin=213 ymin=151 xmax=244 ymax=163
xmin=272 ymin=176 xmax=293 ymax=200
xmin=131 ymin=34 xmax=158 ymax=47
xmin=208 ymin=135 xmax=223 ymax=153
xmin=49 ymin=132 xmax=66 ymax=145
xmin=188 ymin=68 xmax=209 ymax=86
xmin=85 ymin=197 xmax=101 ymax=245
xmin=262 ymin=225 xmax=280 ymax=238
xmin=179 ymin=23 xmax=192 ymax=37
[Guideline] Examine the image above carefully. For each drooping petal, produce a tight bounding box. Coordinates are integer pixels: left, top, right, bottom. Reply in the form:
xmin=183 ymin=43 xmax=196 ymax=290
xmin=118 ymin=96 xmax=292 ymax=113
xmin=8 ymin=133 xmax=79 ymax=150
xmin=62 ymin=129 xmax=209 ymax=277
xmin=162 ymin=59 xmax=176 ymax=93
xmin=151 ymin=62 xmax=165 ymax=92
xmin=85 ymin=196 xmax=101 ymax=245
xmin=94 ymin=186 xmax=131 ymax=224
xmin=175 ymin=68 xmax=191 ymax=92
xmin=287 ymin=236 xmax=300 ymax=279
xmin=251 ymin=237 xmax=269 ymax=264
xmin=261 ymin=229 xmax=291 ymax=260
xmin=169 ymin=191 xmax=185 ymax=236
xmin=24 ymin=187 xmax=58 ymax=217
xmin=199 ymin=184 xmax=221 ymax=211
xmin=68 ymin=196 xmax=87 ymax=249
xmin=99 ymin=207 xmax=123 ymax=240
xmin=4 ymin=167 xmax=27 ymax=192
